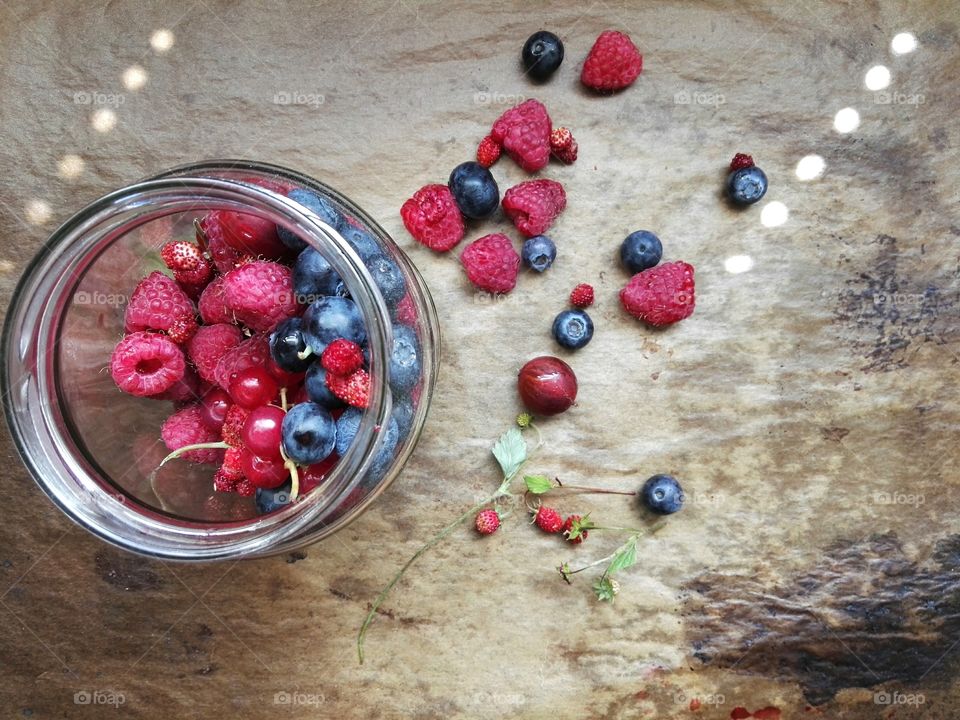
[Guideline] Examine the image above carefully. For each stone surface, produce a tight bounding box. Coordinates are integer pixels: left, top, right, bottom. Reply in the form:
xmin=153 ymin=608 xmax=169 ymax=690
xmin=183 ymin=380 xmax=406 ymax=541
xmin=1 ymin=1 xmax=959 ymax=718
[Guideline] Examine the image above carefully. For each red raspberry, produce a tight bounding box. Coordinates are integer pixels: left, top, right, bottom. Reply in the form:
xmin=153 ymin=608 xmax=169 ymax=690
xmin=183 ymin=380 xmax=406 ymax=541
xmin=124 ymin=271 xmax=198 ymax=343
xmin=197 ymin=275 xmax=232 ymax=325
xmin=730 ymin=153 xmax=755 ymax=171
xmin=321 ymin=339 xmax=364 ymax=376
xmin=619 ymin=261 xmax=696 ymax=327
xmin=562 ymin=514 xmax=588 ymax=544
xmin=501 ymin=179 xmax=567 ymax=238
xmin=151 ymin=366 xmax=205 ymax=404
xmin=221 ymin=446 xmax=245 ymax=480
xmin=569 ymin=283 xmax=595 ymax=308
xmin=187 ymin=323 xmax=243 ymax=384
xmin=221 ymin=405 xmax=250 ymax=447
xmin=222 ymin=261 xmax=298 ymax=333
xmin=581 ymin=30 xmax=643 ymax=91
xmin=214 ymin=334 xmax=271 ymax=390
xmin=400 ymin=184 xmax=465 ymax=252
xmin=161 ymin=404 xmax=224 ymax=464
xmin=213 ymin=467 xmax=239 ymax=494
xmin=460 ymin=234 xmax=521 ymax=294
xmin=199 ymin=213 xmax=247 ymax=274
xmin=160 ymin=241 xmax=213 ymax=288
xmin=490 ymin=99 xmax=552 ymax=173
xmin=110 ymin=331 xmax=186 ymax=397
xmin=533 ymin=506 xmax=564 ymax=534
xmin=394 ymin=293 xmax=417 ymax=326
xmin=549 ymin=127 xmax=579 ymax=165
xmin=325 ymin=368 xmax=370 ymax=408
xmin=476 ymin=135 xmax=502 ymax=168
xmin=475 ymin=509 xmax=501 ymax=535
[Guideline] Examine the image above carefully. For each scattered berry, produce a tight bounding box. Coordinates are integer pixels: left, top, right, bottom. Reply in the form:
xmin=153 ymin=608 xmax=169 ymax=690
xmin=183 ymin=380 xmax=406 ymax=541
xmin=562 ymin=514 xmax=587 ymax=544
xmin=400 ymin=184 xmax=465 ymax=252
xmin=517 ymin=356 xmax=577 ymax=416
xmin=228 ymin=366 xmax=279 ymax=409
xmin=448 ymin=161 xmax=500 ymax=219
xmin=490 ymin=99 xmax=552 ymax=173
xmin=620 ymin=231 xmax=662 ymax=274
xmin=161 ymin=404 xmax=223 ymax=464
xmin=580 ymin=30 xmax=643 ymax=91
xmin=326 ymin=368 xmax=370 ymax=408
xmin=521 ymin=235 xmax=556 ymax=273
xmin=269 ymin=317 xmax=313 ymax=373
xmin=549 ymin=127 xmax=578 ymax=164
xmin=476 ymin=135 xmax=501 ymax=168
xmin=729 ymin=153 xmax=755 ymax=171
xmin=502 ymin=179 xmax=566 ymax=237
xmin=552 ymin=309 xmax=594 ymax=350
xmin=619 ymin=261 xmax=696 ymax=327
xmin=640 ymin=474 xmax=684 ymax=515
xmin=569 ymin=283 xmax=594 ymax=308
xmin=124 ymin=271 xmax=198 ymax=343
xmin=522 ymin=30 xmax=564 ymax=81
xmin=726 ymin=166 xmax=768 ymax=205
xmin=187 ymin=323 xmax=243 ymax=384
xmin=460 ymin=233 xmax=521 ymax=294
xmin=281 ymin=402 xmax=336 ymax=465
xmin=222 ymin=261 xmax=298 ymax=333
xmin=475 ymin=509 xmax=501 ymax=535
xmin=110 ymin=331 xmax=186 ymax=398
xmin=533 ymin=505 xmax=564 ymax=533
xmin=321 ymin=338 xmax=364 ymax=376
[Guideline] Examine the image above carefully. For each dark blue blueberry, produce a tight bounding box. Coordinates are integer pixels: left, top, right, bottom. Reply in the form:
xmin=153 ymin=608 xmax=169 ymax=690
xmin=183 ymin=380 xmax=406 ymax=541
xmin=389 ymin=324 xmax=421 ymax=396
xmin=334 ymin=407 xmax=362 ymax=458
xmin=255 ymin=481 xmax=293 ymax=514
xmin=341 ymin=225 xmax=380 ymax=262
xmin=269 ymin=317 xmax=312 ymax=373
xmin=304 ymin=363 xmax=346 ymax=409
xmin=302 ymin=296 xmax=366 ymax=352
xmin=278 ymin=188 xmax=345 ymax=250
xmin=522 ymin=30 xmax=564 ymax=81
xmin=726 ymin=166 xmax=768 ymax=206
xmin=620 ymin=230 xmax=662 ymax=274
xmin=521 ymin=235 xmax=556 ymax=272
xmin=552 ymin=309 xmax=594 ymax=350
xmin=392 ymin=398 xmax=415 ymax=443
xmin=281 ymin=402 xmax=336 ymax=465
xmin=293 ymin=247 xmax=346 ymax=302
xmin=367 ymin=253 xmax=407 ymax=304
xmin=640 ymin=474 xmax=684 ymax=515
xmin=368 ymin=417 xmax=400 ymax=480
xmin=448 ymin=162 xmax=499 ymax=219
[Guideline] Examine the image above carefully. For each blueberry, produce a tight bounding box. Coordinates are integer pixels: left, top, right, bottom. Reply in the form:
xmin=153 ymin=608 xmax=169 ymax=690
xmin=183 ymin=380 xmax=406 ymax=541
xmin=448 ymin=162 xmax=500 ymax=219
xmin=552 ymin=309 xmax=594 ymax=350
xmin=341 ymin=225 xmax=380 ymax=262
xmin=269 ymin=318 xmax=312 ymax=373
xmin=392 ymin=398 xmax=415 ymax=442
xmin=368 ymin=417 xmax=400 ymax=480
xmin=620 ymin=230 xmax=662 ymax=273
xmin=255 ymin=481 xmax=293 ymax=514
xmin=304 ymin=363 xmax=346 ymax=409
xmin=302 ymin=296 xmax=366 ymax=352
xmin=367 ymin=253 xmax=407 ymax=304
xmin=293 ymin=247 xmax=346 ymax=302
xmin=389 ymin=324 xmax=421 ymax=396
xmin=278 ymin=188 xmax=345 ymax=250
xmin=281 ymin=402 xmax=336 ymax=465
xmin=521 ymin=235 xmax=556 ymax=273
xmin=335 ymin=407 xmax=362 ymax=457
xmin=640 ymin=474 xmax=684 ymax=515
xmin=521 ymin=30 xmax=564 ymax=81
xmin=726 ymin=166 xmax=768 ymax=206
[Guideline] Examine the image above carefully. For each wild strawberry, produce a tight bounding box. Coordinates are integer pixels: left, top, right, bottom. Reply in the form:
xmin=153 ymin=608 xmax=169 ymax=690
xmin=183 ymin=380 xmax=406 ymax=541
xmin=221 ymin=405 xmax=250 ymax=447
xmin=581 ymin=30 xmax=643 ymax=91
xmin=475 ymin=509 xmax=501 ymax=535
xmin=326 ymin=368 xmax=370 ymax=408
xmin=460 ymin=234 xmax=521 ymax=294
xmin=619 ymin=261 xmax=696 ymax=327
xmin=213 ymin=467 xmax=239 ymax=493
xmin=549 ymin=127 xmax=578 ymax=164
xmin=476 ymin=135 xmax=502 ymax=168
xmin=161 ymin=241 xmax=213 ymax=288
xmin=490 ymin=99 xmax=552 ymax=173
xmin=501 ymin=179 xmax=567 ymax=237
xmin=533 ymin=505 xmax=564 ymax=534
xmin=221 ymin=446 xmax=246 ymax=480
xmin=562 ymin=514 xmax=588 ymax=544
xmin=235 ymin=479 xmax=257 ymax=497
xmin=321 ymin=338 xmax=364 ymax=376
xmin=569 ymin=283 xmax=594 ymax=308
xmin=729 ymin=153 xmax=755 ymax=171
xmin=400 ymin=184 xmax=465 ymax=252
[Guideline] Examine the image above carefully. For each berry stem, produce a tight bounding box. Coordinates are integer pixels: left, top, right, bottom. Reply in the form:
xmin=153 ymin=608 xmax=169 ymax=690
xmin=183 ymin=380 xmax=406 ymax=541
xmin=193 ymin=218 xmax=208 ymax=253
xmin=155 ymin=441 xmax=231 ymax=470
xmin=552 ymin=485 xmax=637 ymax=497
xmin=559 ymin=522 xmax=666 ymax=580
xmin=297 ymin=345 xmax=313 ymax=361
xmin=280 ymin=387 xmax=289 ymax=412
xmin=285 ymin=459 xmax=300 ymax=501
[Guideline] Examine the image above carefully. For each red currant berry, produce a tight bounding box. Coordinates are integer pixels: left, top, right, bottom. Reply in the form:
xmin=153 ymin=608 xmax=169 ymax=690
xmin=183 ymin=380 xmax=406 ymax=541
xmin=301 ymin=452 xmax=339 ymax=494
xmin=241 ymin=405 xmax=285 ymax=459
xmin=229 ymin=366 xmax=279 ymax=409
xmin=240 ymin=449 xmax=289 ymax=489
xmin=199 ymin=388 xmax=232 ymax=430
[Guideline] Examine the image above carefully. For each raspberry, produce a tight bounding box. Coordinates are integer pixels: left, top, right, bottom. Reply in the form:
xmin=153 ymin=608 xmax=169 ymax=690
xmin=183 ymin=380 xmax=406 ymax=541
xmin=197 ymin=275 xmax=232 ymax=325
xmin=394 ymin=293 xmax=417 ymax=326
xmin=730 ymin=153 xmax=755 ymax=171
xmin=187 ymin=323 xmax=243 ymax=384
xmin=124 ymin=271 xmax=198 ymax=343
xmin=619 ymin=261 xmax=696 ymax=327
xmin=400 ymin=184 xmax=465 ymax=252
xmin=111 ymin=331 xmax=186 ymax=398
xmin=460 ymin=234 xmax=521 ymax=294
xmin=221 ymin=446 xmax=245 ymax=480
xmin=549 ymin=127 xmax=578 ymax=164
xmin=569 ymin=283 xmax=595 ymax=308
xmin=476 ymin=135 xmax=502 ymax=168
xmin=161 ymin=404 xmax=224 ymax=464
xmin=562 ymin=514 xmax=588 ymax=544
xmin=213 ymin=467 xmax=239 ymax=493
xmin=533 ymin=506 xmax=564 ymax=534
xmin=222 ymin=261 xmax=298 ymax=333
xmin=490 ymin=99 xmax=552 ymax=173
xmin=221 ymin=405 xmax=250 ymax=446
xmin=321 ymin=339 xmax=364 ymax=376
xmin=151 ymin=366 xmax=205 ymax=404
xmin=475 ymin=509 xmax=501 ymax=535
xmin=326 ymin=368 xmax=370 ymax=408
xmin=501 ymin=179 xmax=567 ymax=238
xmin=581 ymin=30 xmax=643 ymax=91
xmin=214 ymin=334 xmax=270 ymax=391
xmin=199 ymin=213 xmax=247 ymax=274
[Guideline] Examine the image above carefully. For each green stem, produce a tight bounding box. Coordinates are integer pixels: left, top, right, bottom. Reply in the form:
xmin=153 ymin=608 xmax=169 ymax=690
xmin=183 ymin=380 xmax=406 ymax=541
xmin=148 ymin=441 xmax=232 ymax=492
xmin=297 ymin=345 xmax=313 ymax=361
xmin=553 ymin=485 xmax=637 ymax=497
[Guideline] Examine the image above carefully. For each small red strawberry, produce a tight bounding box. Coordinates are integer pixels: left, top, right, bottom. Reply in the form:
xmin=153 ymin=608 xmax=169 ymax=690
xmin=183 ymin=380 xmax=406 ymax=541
xmin=549 ymin=127 xmax=579 ymax=165
xmin=476 ymin=135 xmax=502 ymax=168
xmin=160 ymin=241 xmax=213 ymax=288
xmin=221 ymin=405 xmax=250 ymax=447
xmin=221 ymin=446 xmax=246 ymax=480
xmin=475 ymin=509 xmax=501 ymax=535
xmin=569 ymin=283 xmax=594 ymax=308
xmin=620 ymin=261 xmax=696 ymax=327
xmin=581 ymin=30 xmax=643 ymax=91
xmin=533 ymin=505 xmax=564 ymax=534
xmin=502 ymin=179 xmax=567 ymax=237
xmin=400 ymin=184 xmax=466 ymax=252
xmin=213 ymin=467 xmax=239 ymax=493
xmin=326 ymin=368 xmax=370 ymax=408
xmin=321 ymin=339 xmax=364 ymax=376
xmin=562 ymin=514 xmax=588 ymax=544
xmin=490 ymin=99 xmax=552 ymax=173
xmin=235 ymin=479 xmax=257 ymax=497
xmin=729 ymin=153 xmax=755 ymax=171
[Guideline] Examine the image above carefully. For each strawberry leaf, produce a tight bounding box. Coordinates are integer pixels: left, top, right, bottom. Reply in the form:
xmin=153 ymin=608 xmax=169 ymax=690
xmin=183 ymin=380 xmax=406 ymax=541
xmin=523 ymin=474 xmax=553 ymax=494
xmin=492 ymin=427 xmax=526 ymax=479
xmin=606 ymin=536 xmax=639 ymax=575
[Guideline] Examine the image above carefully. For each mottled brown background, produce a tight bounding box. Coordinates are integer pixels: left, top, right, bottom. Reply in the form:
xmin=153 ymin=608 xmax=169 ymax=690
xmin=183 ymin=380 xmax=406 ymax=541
xmin=1 ymin=1 xmax=958 ymax=718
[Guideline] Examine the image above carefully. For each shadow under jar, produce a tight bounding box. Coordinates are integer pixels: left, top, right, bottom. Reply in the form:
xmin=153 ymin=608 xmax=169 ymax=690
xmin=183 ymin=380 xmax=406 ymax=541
xmin=2 ymin=160 xmax=440 ymax=560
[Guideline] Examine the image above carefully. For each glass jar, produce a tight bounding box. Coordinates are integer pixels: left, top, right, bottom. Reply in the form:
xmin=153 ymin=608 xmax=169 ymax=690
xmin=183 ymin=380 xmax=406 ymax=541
xmin=1 ymin=160 xmax=439 ymax=560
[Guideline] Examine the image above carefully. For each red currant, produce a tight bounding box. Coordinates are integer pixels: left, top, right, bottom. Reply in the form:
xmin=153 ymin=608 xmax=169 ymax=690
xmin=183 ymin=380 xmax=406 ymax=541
xmin=199 ymin=388 xmax=232 ymax=430
xmin=229 ymin=366 xmax=279 ymax=409
xmin=241 ymin=405 xmax=285 ymax=459
xmin=301 ymin=452 xmax=339 ymax=494
xmin=240 ymin=449 xmax=289 ymax=489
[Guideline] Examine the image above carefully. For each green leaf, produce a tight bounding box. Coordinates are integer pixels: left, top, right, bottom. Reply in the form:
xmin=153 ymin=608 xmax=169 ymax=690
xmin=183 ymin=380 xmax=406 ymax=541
xmin=524 ymin=474 xmax=553 ymax=494
xmin=565 ymin=514 xmax=595 ymax=541
xmin=606 ymin=536 xmax=639 ymax=575
xmin=593 ymin=577 xmax=617 ymax=602
xmin=492 ymin=427 xmax=526 ymax=479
